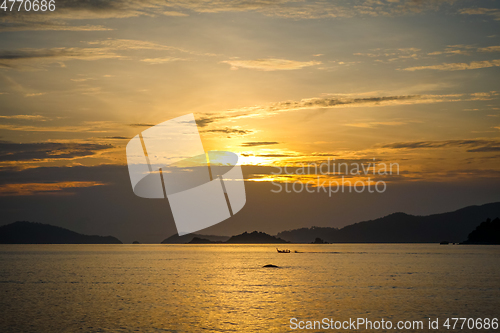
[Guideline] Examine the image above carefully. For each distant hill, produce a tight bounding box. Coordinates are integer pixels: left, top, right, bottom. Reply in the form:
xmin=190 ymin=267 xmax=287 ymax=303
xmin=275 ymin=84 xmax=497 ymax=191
xmin=276 ymin=202 xmax=500 ymax=243
xmin=161 ymin=233 xmax=229 ymax=244
xmin=277 ymin=227 xmax=339 ymax=244
xmin=187 ymin=237 xmax=222 ymax=244
xmin=0 ymin=221 xmax=122 ymax=244
xmin=462 ymin=218 xmax=500 ymax=245
xmin=225 ymin=231 xmax=289 ymax=244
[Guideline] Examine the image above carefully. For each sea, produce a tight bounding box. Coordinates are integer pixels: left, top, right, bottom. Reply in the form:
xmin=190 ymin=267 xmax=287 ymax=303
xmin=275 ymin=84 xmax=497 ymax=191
xmin=0 ymin=244 xmax=499 ymax=332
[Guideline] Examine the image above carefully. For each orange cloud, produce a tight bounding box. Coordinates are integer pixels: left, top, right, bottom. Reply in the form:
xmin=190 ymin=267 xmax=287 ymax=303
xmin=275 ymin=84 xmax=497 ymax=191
xmin=221 ymin=58 xmax=321 ymax=71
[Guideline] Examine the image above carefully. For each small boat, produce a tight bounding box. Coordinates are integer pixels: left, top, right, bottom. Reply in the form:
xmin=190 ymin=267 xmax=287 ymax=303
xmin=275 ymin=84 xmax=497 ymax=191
xmin=276 ymin=248 xmax=290 ymax=253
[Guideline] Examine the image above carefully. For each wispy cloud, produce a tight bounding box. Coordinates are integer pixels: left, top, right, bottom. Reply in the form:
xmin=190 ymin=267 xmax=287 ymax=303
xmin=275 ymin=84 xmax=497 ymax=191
xmin=0 ymin=39 xmax=213 ymax=70
xmin=381 ymin=139 xmax=500 ymax=152
xmin=128 ymin=123 xmax=155 ymax=128
xmin=344 ymin=121 xmax=410 ymax=128
xmin=195 ymin=115 xmax=227 ymax=128
xmin=459 ymin=7 xmax=500 ymax=21
xmin=0 ymin=141 xmax=114 ymax=162
xmin=203 ymin=127 xmax=252 ymax=135
xmin=0 ymin=115 xmax=47 ymax=121
xmin=403 ymin=59 xmax=500 ymax=71
xmin=24 ymin=92 xmax=47 ymax=97
xmin=241 ymin=141 xmax=280 ymax=147
xmin=86 ymin=39 xmax=186 ymax=52
xmin=221 ymin=58 xmax=321 ymax=71
xmin=0 ymin=22 xmax=111 ymax=32
xmin=0 ymin=47 xmax=120 ymax=70
xmin=0 ymin=181 xmax=106 ymax=196
xmin=477 ymin=46 xmax=500 ymax=53
xmin=0 ymin=121 xmax=121 ymax=133
xmin=140 ymin=57 xmax=187 ymax=64
xmin=0 ymin=0 xmax=468 ymax=33
xmin=354 ymin=47 xmax=422 ymax=62
xmin=197 ymin=92 xmax=494 ymax=126
xmin=356 ymin=44 xmax=500 ymax=65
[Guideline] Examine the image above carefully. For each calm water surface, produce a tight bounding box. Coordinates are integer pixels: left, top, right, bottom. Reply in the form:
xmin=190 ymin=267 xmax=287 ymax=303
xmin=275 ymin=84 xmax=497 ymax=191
xmin=0 ymin=244 xmax=499 ymax=332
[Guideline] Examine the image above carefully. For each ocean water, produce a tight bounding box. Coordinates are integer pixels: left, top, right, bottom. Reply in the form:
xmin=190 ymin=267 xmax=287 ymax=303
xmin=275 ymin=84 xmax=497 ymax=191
xmin=0 ymin=244 xmax=499 ymax=332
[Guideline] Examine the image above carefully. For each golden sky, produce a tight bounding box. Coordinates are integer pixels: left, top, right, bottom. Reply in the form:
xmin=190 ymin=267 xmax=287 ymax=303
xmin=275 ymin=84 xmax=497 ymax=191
xmin=1 ymin=0 xmax=499 ymax=241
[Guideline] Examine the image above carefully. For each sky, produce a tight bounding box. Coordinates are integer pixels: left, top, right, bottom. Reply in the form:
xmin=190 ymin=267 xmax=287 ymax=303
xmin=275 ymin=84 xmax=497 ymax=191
xmin=1 ymin=0 xmax=500 ymax=243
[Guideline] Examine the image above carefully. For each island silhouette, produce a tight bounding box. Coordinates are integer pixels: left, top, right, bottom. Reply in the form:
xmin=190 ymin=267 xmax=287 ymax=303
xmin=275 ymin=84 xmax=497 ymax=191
xmin=0 ymin=221 xmax=122 ymax=244
xmin=1 ymin=203 xmax=499 ymax=244
xmin=462 ymin=217 xmax=500 ymax=245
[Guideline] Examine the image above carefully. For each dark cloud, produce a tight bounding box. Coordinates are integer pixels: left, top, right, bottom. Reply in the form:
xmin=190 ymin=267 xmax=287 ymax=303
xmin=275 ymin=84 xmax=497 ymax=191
xmin=195 ymin=115 xmax=228 ymax=128
xmin=381 ymin=139 xmax=500 ymax=152
xmin=0 ymin=47 xmax=119 ymax=69
xmin=0 ymin=0 xmax=462 ymax=33
xmin=0 ymin=141 xmax=113 ymax=162
xmin=241 ymin=141 xmax=280 ymax=147
xmin=271 ymin=95 xmax=420 ymax=111
xmin=467 ymin=146 xmax=500 ymax=153
xmin=194 ymin=94 xmax=447 ymax=128
xmin=99 ymin=136 xmax=129 ymax=140
xmin=128 ymin=123 xmax=155 ymax=127
xmin=203 ymin=127 xmax=251 ymax=135
xmin=0 ymin=48 xmax=84 ymax=61
xmin=255 ymin=154 xmax=293 ymax=157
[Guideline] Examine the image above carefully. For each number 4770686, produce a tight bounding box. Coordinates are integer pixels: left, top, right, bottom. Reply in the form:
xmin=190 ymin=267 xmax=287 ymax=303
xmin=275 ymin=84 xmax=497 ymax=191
xmin=1 ymin=0 xmax=55 ymax=12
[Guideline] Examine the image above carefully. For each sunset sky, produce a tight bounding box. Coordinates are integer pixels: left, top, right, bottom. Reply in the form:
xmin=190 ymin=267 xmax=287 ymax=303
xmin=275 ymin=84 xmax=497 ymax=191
xmin=1 ymin=0 xmax=500 ymax=242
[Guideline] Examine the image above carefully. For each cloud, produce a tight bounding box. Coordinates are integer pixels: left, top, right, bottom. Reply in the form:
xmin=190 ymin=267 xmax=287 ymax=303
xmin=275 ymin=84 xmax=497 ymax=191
xmin=0 ymin=22 xmax=111 ymax=32
xmin=0 ymin=47 xmax=120 ymax=70
xmin=267 ymin=94 xmax=446 ymax=111
xmin=344 ymin=121 xmax=409 ymax=128
xmin=221 ymin=58 xmax=321 ymax=71
xmin=459 ymin=8 xmax=500 ymax=21
xmin=25 ymin=92 xmax=47 ymax=97
xmin=86 ymin=39 xmax=184 ymax=51
xmin=354 ymin=47 xmax=422 ymax=62
xmin=0 ymin=141 xmax=114 ymax=162
xmin=203 ymin=127 xmax=252 ymax=135
xmin=381 ymin=139 xmax=500 ymax=152
xmin=467 ymin=146 xmax=500 ymax=153
xmin=0 ymin=1 xmax=145 ymax=32
xmin=85 ymin=39 xmax=216 ymax=57
xmin=0 ymin=39 xmax=211 ymax=70
xmin=0 ymin=0 xmax=462 ymax=33
xmin=98 ymin=136 xmax=129 ymax=140
xmin=195 ymin=92 xmax=489 ymax=127
xmin=358 ymin=44 xmax=500 ymax=65
xmin=425 ymin=44 xmax=500 ymax=56
xmin=195 ymin=115 xmax=228 ymax=127
xmin=241 ymin=141 xmax=280 ymax=147
xmin=162 ymin=10 xmax=189 ymax=17
xmin=140 ymin=57 xmax=187 ymax=64
xmin=128 ymin=123 xmax=155 ymax=127
xmin=403 ymin=59 xmax=500 ymax=71
xmin=477 ymin=46 xmax=500 ymax=53
xmin=0 ymin=115 xmax=46 ymax=121
xmin=0 ymin=121 xmax=121 ymax=133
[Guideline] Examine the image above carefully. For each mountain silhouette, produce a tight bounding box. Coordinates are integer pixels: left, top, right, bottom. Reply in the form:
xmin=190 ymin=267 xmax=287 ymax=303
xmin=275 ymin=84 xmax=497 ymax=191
xmin=225 ymin=231 xmax=289 ymax=244
xmin=276 ymin=202 xmax=500 ymax=243
xmin=0 ymin=221 xmax=122 ymax=244
xmin=161 ymin=233 xmax=229 ymax=244
xmin=462 ymin=217 xmax=500 ymax=244
xmin=187 ymin=237 xmax=223 ymax=244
